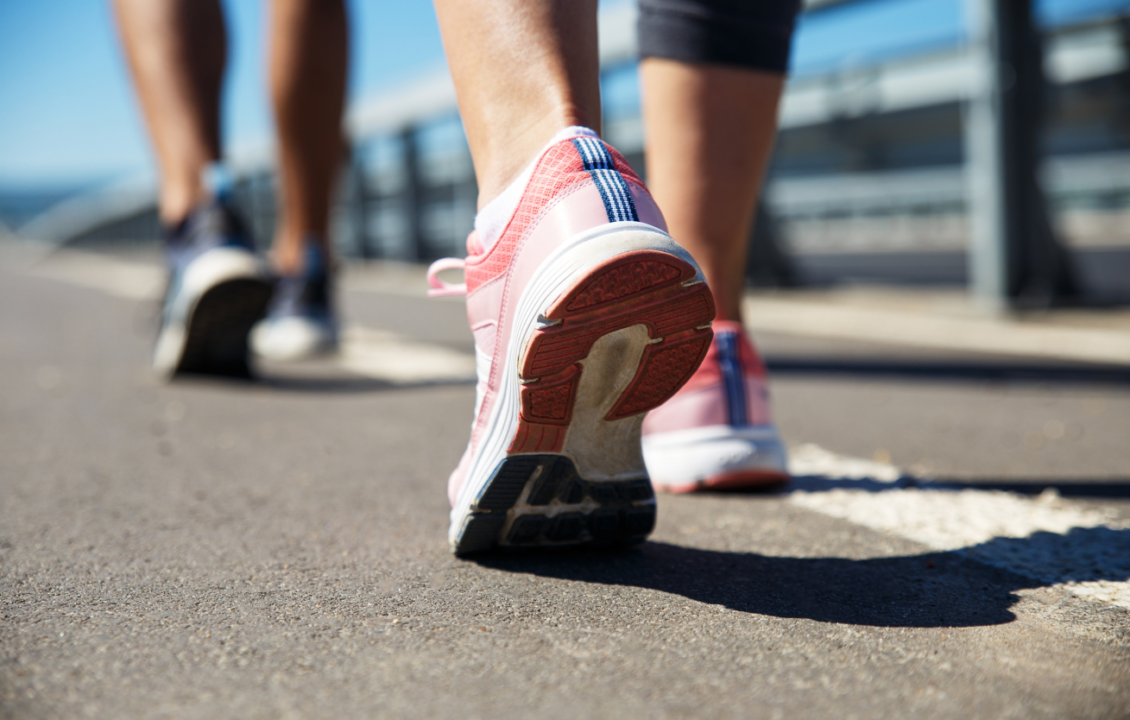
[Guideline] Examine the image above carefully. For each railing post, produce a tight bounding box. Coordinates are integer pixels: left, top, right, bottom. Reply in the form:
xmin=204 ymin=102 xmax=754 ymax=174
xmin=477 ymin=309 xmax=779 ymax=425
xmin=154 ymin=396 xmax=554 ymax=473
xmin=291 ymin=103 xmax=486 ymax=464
xmin=400 ymin=126 xmax=424 ymax=262
xmin=963 ymin=0 xmax=1075 ymax=311
xmin=349 ymin=145 xmax=371 ymax=259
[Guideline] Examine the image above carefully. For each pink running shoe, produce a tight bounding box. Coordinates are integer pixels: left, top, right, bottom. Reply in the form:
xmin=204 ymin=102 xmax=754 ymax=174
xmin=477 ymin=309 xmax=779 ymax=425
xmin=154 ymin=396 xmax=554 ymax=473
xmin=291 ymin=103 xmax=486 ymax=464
xmin=641 ymin=320 xmax=789 ymax=492
xmin=428 ymin=133 xmax=715 ymax=554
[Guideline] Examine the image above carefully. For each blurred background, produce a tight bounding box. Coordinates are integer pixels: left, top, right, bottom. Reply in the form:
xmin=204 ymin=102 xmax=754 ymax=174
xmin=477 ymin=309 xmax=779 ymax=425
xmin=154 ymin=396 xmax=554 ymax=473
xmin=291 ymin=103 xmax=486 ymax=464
xmin=1 ymin=0 xmax=1128 ymax=307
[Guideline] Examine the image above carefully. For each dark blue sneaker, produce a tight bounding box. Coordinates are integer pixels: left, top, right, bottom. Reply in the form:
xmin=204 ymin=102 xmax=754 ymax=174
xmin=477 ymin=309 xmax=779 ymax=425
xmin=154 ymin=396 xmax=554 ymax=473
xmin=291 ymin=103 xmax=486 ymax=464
xmin=153 ymin=199 xmax=272 ymax=377
xmin=250 ymin=242 xmax=339 ymax=360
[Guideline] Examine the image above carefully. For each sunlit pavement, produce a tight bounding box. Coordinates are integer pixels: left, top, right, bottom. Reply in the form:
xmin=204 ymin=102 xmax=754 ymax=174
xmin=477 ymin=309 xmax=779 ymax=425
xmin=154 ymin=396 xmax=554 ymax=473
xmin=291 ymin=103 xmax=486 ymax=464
xmin=3 ymin=246 xmax=1129 ymax=718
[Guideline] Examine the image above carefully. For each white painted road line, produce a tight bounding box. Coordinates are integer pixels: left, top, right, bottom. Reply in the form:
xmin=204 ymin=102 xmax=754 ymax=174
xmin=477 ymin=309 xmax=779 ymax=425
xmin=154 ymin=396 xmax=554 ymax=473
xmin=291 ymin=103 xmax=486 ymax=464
xmin=789 ymin=444 xmax=1130 ymax=609
xmin=339 ymin=326 xmax=475 ymax=384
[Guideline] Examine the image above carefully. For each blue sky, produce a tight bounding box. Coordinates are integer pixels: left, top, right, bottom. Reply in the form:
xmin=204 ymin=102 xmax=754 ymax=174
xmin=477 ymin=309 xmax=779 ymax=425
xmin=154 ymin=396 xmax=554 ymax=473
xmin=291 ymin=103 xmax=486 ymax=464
xmin=0 ymin=0 xmax=447 ymax=188
xmin=0 ymin=0 xmax=1125 ymax=189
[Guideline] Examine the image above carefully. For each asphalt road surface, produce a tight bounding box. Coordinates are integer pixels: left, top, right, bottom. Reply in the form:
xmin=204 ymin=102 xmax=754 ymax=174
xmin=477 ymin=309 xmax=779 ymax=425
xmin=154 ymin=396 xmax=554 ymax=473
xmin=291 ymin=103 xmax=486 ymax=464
xmin=3 ymin=249 xmax=1129 ymax=719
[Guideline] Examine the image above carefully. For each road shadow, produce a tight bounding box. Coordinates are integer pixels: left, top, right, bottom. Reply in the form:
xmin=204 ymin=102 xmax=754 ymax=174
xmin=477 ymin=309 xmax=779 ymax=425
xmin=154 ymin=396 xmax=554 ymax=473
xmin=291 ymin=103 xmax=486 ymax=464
xmin=921 ymin=478 xmax=1130 ymax=499
xmin=726 ymin=473 xmax=1130 ymax=500
xmin=474 ymin=526 xmax=1130 ymax=628
xmin=765 ymin=357 xmax=1130 ymax=386
xmin=257 ymin=374 xmax=474 ymax=394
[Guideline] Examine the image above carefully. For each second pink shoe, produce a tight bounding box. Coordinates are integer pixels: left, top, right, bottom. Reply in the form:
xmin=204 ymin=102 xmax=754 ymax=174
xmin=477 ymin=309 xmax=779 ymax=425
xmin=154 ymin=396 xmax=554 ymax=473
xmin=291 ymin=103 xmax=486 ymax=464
xmin=428 ymin=131 xmax=715 ymax=554
xmin=642 ymin=320 xmax=790 ymax=492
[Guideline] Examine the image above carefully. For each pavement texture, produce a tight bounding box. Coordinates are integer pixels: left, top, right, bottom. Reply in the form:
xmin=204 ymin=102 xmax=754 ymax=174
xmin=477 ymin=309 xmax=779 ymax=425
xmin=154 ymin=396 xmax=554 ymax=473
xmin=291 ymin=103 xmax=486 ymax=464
xmin=2 ymin=247 xmax=1130 ymax=719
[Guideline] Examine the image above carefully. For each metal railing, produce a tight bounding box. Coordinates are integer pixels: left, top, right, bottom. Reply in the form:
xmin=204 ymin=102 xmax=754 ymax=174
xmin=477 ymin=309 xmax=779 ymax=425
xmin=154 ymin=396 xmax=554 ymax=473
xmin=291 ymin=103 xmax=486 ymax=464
xmin=16 ymin=0 xmax=1130 ymax=304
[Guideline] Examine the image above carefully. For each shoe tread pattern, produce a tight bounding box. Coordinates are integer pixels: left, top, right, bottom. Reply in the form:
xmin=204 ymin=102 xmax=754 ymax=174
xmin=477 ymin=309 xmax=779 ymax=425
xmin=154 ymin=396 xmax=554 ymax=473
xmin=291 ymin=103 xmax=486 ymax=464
xmin=453 ymin=454 xmax=655 ymax=555
xmin=177 ymin=278 xmax=271 ymax=377
xmin=510 ymin=250 xmax=714 ymax=454
xmin=564 ymin=259 xmax=683 ymax=311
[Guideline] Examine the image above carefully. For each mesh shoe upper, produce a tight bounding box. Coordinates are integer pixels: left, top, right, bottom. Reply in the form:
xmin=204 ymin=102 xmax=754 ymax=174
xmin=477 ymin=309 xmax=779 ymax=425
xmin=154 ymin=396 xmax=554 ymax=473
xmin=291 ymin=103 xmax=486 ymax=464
xmin=160 ymin=199 xmax=257 ymax=319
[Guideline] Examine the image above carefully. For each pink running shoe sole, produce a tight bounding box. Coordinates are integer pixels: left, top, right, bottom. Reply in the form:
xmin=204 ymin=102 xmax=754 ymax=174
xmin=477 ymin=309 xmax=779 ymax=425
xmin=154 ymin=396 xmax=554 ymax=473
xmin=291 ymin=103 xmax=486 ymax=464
xmin=514 ymin=249 xmax=714 ymax=450
xmin=451 ymin=228 xmax=714 ymax=554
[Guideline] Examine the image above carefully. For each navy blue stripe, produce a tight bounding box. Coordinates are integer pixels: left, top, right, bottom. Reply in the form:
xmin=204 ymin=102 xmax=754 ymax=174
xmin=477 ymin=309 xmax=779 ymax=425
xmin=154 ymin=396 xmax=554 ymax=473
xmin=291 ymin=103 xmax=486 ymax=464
xmin=716 ymin=331 xmax=748 ymax=427
xmin=571 ymin=137 xmax=639 ymax=223
xmin=589 ymin=168 xmax=620 ymax=223
xmin=576 ymin=139 xmax=619 ymax=219
xmin=576 ymin=137 xmax=612 ymax=169
xmin=595 ymin=169 xmax=636 ymax=221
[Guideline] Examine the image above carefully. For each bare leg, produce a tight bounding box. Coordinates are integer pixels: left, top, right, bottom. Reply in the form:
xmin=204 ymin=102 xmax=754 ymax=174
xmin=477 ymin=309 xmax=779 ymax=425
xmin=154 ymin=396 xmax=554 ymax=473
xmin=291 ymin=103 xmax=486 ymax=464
xmin=268 ymin=0 xmax=348 ymax=274
xmin=432 ymin=0 xmax=601 ymax=208
xmin=114 ymin=0 xmax=225 ymax=225
xmin=641 ymin=59 xmax=785 ymax=322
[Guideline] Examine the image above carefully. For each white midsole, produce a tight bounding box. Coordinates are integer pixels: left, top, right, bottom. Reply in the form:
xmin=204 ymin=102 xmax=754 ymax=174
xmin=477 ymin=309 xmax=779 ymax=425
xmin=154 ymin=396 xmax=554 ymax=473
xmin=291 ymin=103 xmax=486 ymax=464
xmin=449 ymin=222 xmax=703 ymax=542
xmin=642 ymin=424 xmax=789 ymax=486
xmin=152 ymin=247 xmax=267 ymax=374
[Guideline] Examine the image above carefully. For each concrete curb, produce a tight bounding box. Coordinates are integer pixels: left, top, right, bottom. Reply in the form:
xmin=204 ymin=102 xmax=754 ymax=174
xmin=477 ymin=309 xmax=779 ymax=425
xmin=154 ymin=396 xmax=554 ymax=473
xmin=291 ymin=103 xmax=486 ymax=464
xmin=743 ymin=293 xmax=1130 ymax=366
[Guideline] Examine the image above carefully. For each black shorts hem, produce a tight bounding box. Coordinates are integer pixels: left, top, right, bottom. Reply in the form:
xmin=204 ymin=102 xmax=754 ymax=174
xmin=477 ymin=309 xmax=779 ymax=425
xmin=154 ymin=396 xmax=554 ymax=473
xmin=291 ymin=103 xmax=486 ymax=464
xmin=637 ymin=0 xmax=801 ymax=74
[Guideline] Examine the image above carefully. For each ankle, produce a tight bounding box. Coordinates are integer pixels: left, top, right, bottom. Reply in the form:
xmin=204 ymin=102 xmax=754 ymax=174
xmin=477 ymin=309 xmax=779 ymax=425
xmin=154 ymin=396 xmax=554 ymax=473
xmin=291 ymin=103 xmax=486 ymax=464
xmin=472 ymin=126 xmax=600 ymax=252
xmin=475 ymin=113 xmax=599 ymax=207
xmin=159 ymin=188 xmax=207 ymax=227
xmin=272 ymin=236 xmax=329 ymax=276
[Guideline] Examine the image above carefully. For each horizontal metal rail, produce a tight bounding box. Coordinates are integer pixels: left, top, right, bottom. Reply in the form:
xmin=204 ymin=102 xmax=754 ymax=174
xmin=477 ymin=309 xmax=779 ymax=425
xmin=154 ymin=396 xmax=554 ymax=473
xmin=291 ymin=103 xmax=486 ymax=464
xmin=12 ymin=0 xmax=1130 ymax=308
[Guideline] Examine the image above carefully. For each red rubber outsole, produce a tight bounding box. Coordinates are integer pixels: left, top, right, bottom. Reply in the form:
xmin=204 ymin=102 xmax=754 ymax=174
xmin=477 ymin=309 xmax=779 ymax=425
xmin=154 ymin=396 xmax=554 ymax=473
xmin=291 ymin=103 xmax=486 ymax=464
xmin=509 ymin=250 xmax=715 ymax=454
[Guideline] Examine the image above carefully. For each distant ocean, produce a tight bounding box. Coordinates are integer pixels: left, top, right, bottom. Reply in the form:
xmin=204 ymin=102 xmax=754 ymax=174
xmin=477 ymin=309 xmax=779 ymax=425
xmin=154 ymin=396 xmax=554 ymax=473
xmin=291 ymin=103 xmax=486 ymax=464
xmin=0 ymin=184 xmax=95 ymax=233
